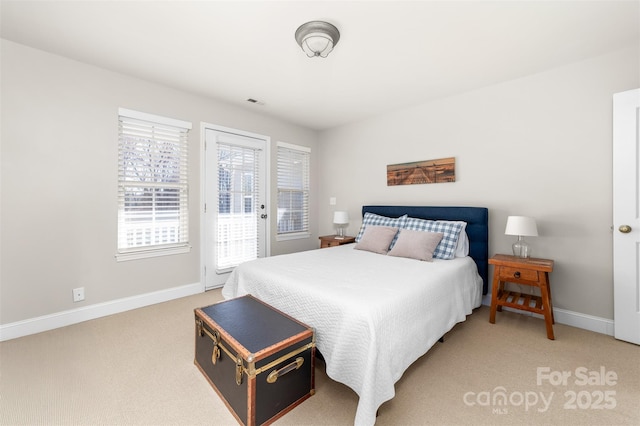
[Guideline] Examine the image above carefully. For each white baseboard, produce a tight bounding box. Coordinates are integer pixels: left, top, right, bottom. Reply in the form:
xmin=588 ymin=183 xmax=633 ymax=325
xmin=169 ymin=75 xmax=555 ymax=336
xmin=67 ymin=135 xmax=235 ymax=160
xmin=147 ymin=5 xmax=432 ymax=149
xmin=2 ymin=287 xmax=614 ymax=342
xmin=481 ymin=294 xmax=614 ymax=336
xmin=0 ymin=282 xmax=203 ymax=342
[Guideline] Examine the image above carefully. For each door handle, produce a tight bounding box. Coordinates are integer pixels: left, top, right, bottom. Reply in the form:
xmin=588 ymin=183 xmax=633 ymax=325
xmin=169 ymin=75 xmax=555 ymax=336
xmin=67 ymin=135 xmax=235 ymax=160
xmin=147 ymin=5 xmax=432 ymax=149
xmin=260 ymin=214 xmax=268 ymax=219
xmin=619 ymin=225 xmax=632 ymax=233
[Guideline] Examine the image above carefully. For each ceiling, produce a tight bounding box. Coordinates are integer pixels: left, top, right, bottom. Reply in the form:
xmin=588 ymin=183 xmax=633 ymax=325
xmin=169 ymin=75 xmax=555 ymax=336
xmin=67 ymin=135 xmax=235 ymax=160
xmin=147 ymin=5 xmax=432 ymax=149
xmin=1 ymin=1 xmax=638 ymax=130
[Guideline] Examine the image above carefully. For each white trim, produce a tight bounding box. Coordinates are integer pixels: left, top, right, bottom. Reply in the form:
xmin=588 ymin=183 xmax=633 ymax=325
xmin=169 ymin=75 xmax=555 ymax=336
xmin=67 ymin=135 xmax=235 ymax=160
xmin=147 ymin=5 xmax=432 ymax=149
xmin=481 ymin=294 xmax=614 ymax=336
xmin=1 ymin=285 xmax=615 ymax=342
xmin=552 ymin=308 xmax=615 ymax=336
xmin=116 ymin=245 xmax=191 ymax=262
xmin=201 ymin=122 xmax=267 ymax=142
xmin=118 ymin=107 xmax=192 ymax=130
xmin=277 ymin=140 xmax=311 ymax=153
xmin=200 ymin=122 xmax=271 ymax=290
xmin=276 ymin=231 xmax=311 ymax=241
xmin=0 ymin=282 xmax=203 ymax=342
xmin=200 ymin=122 xmax=207 ymax=290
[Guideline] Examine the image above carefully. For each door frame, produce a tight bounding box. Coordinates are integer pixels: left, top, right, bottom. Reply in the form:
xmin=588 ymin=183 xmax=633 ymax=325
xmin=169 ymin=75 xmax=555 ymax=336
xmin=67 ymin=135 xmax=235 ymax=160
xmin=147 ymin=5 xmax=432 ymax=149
xmin=200 ymin=122 xmax=271 ymax=290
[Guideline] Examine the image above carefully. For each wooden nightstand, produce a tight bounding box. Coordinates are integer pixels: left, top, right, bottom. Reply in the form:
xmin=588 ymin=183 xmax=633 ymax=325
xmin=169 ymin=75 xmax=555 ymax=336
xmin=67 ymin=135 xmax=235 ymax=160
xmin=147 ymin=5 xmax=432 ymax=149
xmin=489 ymin=254 xmax=555 ymax=339
xmin=319 ymin=235 xmax=356 ymax=248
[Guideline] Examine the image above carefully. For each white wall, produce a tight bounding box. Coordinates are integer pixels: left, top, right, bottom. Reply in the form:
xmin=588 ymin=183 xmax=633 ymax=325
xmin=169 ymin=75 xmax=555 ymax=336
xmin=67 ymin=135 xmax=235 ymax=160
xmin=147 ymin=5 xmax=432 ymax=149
xmin=0 ymin=39 xmax=318 ymax=326
xmin=3 ymin=37 xmax=637 ymax=332
xmin=317 ymin=46 xmax=639 ymax=320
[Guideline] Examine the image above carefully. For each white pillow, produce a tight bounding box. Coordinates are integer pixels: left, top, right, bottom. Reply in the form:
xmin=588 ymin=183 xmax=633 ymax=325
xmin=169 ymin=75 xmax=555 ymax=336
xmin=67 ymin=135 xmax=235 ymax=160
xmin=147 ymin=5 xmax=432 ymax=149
xmin=455 ymin=224 xmax=469 ymax=257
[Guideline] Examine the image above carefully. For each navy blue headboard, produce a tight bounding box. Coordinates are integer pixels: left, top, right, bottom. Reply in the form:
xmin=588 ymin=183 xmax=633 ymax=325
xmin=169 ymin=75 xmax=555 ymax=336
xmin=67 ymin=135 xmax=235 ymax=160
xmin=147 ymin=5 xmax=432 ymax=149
xmin=362 ymin=206 xmax=489 ymax=294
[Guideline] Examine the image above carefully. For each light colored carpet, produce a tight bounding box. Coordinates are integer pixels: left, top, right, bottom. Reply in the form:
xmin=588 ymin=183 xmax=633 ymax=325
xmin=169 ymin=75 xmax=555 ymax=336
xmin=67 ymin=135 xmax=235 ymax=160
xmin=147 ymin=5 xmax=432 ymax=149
xmin=1 ymin=288 xmax=638 ymax=425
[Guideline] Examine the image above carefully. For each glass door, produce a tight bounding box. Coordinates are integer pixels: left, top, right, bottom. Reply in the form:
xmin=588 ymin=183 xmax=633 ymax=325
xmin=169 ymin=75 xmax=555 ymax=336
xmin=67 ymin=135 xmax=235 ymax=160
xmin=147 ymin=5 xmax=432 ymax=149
xmin=204 ymin=127 xmax=267 ymax=289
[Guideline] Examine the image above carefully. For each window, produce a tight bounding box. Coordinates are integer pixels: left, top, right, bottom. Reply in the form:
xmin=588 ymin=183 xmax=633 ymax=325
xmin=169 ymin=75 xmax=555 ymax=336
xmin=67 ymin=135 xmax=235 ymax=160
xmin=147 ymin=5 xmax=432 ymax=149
xmin=215 ymin=141 xmax=262 ymax=271
xmin=276 ymin=142 xmax=310 ymax=240
xmin=117 ymin=108 xmax=192 ymax=261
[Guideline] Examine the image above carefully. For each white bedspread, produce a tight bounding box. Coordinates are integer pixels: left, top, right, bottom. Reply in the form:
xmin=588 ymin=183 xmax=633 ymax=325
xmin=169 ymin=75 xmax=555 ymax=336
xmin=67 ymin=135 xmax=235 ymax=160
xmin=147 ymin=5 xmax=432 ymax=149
xmin=222 ymin=244 xmax=482 ymax=425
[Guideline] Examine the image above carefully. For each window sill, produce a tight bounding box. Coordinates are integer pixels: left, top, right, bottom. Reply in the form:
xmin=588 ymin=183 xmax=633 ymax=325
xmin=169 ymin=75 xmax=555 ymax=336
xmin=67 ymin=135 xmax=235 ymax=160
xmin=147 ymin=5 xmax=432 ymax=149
xmin=276 ymin=232 xmax=311 ymax=242
xmin=116 ymin=245 xmax=191 ymax=262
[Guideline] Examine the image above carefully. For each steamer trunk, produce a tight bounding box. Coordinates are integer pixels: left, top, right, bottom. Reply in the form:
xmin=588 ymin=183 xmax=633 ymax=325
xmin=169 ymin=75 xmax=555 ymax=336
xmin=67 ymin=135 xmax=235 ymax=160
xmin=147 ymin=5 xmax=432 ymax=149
xmin=194 ymin=295 xmax=315 ymax=426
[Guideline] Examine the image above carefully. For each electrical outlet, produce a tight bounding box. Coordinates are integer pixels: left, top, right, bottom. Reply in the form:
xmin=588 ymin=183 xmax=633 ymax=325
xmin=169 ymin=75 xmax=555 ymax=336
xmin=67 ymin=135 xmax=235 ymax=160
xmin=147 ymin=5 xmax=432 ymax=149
xmin=72 ymin=287 xmax=85 ymax=302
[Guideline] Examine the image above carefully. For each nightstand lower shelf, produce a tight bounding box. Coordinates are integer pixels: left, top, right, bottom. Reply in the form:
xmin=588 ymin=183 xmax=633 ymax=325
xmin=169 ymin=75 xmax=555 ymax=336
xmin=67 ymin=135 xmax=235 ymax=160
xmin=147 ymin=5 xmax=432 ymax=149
xmin=495 ymin=290 xmax=544 ymax=315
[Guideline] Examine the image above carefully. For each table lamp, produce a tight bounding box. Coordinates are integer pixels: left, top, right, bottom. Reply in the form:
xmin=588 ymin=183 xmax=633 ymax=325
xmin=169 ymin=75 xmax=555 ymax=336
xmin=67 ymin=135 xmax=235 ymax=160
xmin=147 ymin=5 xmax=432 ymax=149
xmin=505 ymin=216 xmax=538 ymax=258
xmin=333 ymin=211 xmax=349 ymax=239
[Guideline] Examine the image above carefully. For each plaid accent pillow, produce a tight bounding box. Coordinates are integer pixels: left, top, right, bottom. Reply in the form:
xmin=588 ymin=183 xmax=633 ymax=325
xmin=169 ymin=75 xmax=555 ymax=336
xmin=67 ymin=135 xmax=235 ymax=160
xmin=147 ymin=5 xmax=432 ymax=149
xmin=402 ymin=217 xmax=466 ymax=260
xmin=355 ymin=213 xmax=408 ymax=247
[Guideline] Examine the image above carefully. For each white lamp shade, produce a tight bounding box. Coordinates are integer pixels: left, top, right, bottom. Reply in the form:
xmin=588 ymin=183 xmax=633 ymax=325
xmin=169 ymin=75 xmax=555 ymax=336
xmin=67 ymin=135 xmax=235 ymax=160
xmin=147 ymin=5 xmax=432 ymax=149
xmin=333 ymin=211 xmax=349 ymax=225
xmin=505 ymin=216 xmax=538 ymax=237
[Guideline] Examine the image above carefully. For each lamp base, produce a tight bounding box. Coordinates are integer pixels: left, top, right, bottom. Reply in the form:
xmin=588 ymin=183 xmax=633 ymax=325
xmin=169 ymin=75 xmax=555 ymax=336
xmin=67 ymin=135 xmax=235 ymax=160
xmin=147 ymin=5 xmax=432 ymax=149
xmin=512 ymin=238 xmax=531 ymax=258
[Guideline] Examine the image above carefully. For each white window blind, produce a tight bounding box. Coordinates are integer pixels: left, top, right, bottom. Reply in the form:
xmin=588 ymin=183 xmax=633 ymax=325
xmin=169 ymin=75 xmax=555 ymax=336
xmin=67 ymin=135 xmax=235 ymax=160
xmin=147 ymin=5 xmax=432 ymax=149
xmin=277 ymin=142 xmax=310 ymax=239
xmin=216 ymin=142 xmax=261 ymax=271
xmin=117 ymin=108 xmax=192 ymax=260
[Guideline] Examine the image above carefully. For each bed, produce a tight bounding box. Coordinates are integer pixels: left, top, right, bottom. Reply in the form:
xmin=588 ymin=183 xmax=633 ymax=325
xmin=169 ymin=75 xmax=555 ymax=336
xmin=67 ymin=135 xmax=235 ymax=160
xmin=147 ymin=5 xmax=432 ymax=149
xmin=222 ymin=205 xmax=488 ymax=425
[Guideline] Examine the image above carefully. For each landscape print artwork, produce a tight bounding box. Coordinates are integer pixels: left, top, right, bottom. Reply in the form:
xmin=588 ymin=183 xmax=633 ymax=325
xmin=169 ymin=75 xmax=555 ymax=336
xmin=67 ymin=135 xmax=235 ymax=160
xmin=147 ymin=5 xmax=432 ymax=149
xmin=387 ymin=157 xmax=456 ymax=186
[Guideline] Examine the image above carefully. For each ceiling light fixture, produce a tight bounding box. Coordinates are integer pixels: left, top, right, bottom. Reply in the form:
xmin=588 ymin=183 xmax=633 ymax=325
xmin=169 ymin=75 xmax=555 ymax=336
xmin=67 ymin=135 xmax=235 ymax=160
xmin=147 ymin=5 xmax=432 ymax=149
xmin=295 ymin=21 xmax=340 ymax=58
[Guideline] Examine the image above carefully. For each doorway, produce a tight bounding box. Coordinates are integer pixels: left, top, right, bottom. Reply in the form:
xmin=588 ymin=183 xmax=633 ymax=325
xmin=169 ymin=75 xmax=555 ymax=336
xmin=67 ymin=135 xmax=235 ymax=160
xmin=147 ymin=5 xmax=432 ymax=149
xmin=203 ymin=125 xmax=269 ymax=289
